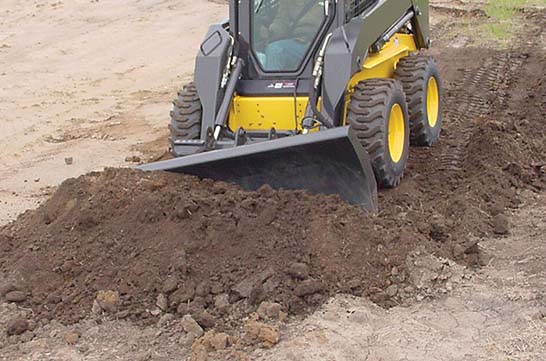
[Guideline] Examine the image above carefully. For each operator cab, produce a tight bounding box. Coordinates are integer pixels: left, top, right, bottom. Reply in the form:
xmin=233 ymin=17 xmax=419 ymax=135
xmin=251 ymin=0 xmax=328 ymax=72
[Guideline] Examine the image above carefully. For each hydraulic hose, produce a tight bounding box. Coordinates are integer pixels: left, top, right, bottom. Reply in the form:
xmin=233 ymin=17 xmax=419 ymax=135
xmin=214 ymin=57 xmax=244 ymax=139
xmin=306 ymin=33 xmax=335 ymax=129
xmin=307 ymin=80 xmax=334 ymax=129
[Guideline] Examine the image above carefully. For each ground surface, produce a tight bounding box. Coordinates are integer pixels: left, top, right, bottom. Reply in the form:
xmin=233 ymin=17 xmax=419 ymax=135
xmin=0 ymin=0 xmax=545 ymax=360
xmin=258 ymin=194 xmax=546 ymax=361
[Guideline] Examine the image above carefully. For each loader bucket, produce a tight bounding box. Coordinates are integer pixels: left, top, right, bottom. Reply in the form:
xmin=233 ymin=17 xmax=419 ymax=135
xmin=138 ymin=126 xmax=378 ymax=211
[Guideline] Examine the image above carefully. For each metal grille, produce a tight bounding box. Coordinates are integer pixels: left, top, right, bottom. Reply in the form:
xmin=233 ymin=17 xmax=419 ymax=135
xmin=345 ymin=0 xmax=377 ymax=21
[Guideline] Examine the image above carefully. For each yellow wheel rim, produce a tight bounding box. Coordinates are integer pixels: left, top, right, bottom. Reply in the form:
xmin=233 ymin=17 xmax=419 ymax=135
xmin=388 ymin=103 xmax=405 ymax=163
xmin=427 ymin=77 xmax=440 ymax=128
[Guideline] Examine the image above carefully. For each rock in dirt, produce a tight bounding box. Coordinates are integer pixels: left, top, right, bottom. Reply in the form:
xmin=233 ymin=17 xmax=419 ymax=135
xmin=157 ymin=313 xmax=175 ymax=327
xmin=0 ymin=284 xmax=17 ymax=297
xmin=162 ymin=276 xmax=179 ymax=294
xmin=170 ymin=285 xmax=195 ymax=306
xmin=209 ymin=332 xmax=230 ymax=351
xmin=492 ymin=214 xmax=510 ymax=235
xmin=156 ymin=293 xmax=168 ymax=311
xmin=452 ymin=244 xmax=466 ymax=258
xmin=195 ymin=281 xmax=210 ymax=297
xmin=257 ymin=301 xmax=282 ymax=320
xmin=232 ymin=267 xmax=275 ymax=299
xmin=125 ymin=155 xmax=141 ymax=163
xmin=385 ymin=284 xmax=398 ymax=298
xmin=4 ymin=290 xmax=27 ymax=303
xmin=91 ymin=300 xmax=102 ymax=315
xmin=214 ymin=294 xmax=230 ymax=313
xmin=150 ymin=308 xmax=161 ymax=316
xmin=287 ymin=262 xmax=310 ymax=280
xmin=6 ymin=318 xmax=29 ymax=336
xmin=210 ymin=281 xmax=223 ymax=295
xmin=190 ymin=344 xmax=208 ymax=361
xmin=177 ymin=298 xmax=206 ymax=317
xmin=181 ymin=315 xmax=204 ymax=338
xmin=294 ymin=279 xmax=324 ymax=297
xmin=194 ymin=311 xmax=216 ymax=329
xmin=64 ymin=331 xmax=81 ymax=345
xmin=245 ymin=320 xmax=279 ymax=348
xmin=95 ymin=290 xmax=120 ymax=313
xmin=195 ymin=331 xmax=231 ymax=352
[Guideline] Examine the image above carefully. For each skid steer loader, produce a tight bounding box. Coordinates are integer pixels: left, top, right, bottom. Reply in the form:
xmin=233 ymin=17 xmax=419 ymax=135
xmin=139 ymin=0 xmax=443 ymax=211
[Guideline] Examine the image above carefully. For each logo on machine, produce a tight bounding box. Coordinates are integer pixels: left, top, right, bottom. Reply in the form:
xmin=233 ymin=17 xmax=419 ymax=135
xmin=267 ymin=81 xmax=297 ymax=90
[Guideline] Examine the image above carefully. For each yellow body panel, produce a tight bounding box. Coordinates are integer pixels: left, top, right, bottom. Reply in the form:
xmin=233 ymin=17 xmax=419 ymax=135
xmin=348 ymin=34 xmax=418 ymax=87
xmin=228 ymin=34 xmax=418 ymax=131
xmin=228 ymin=96 xmax=309 ymax=132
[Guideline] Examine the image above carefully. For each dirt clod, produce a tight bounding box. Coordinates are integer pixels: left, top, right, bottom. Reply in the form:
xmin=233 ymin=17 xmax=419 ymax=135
xmin=157 ymin=313 xmax=175 ymax=328
xmin=156 ymin=294 xmax=168 ymax=311
xmin=4 ymin=291 xmax=26 ymax=303
xmin=214 ymin=294 xmax=230 ymax=313
xmin=232 ymin=267 xmax=275 ymax=299
xmin=125 ymin=155 xmax=141 ymax=163
xmin=181 ymin=315 xmax=204 ymax=338
xmin=294 ymin=279 xmax=324 ymax=297
xmin=385 ymin=285 xmax=399 ymax=298
xmin=492 ymin=214 xmax=510 ymax=235
xmin=6 ymin=318 xmax=29 ymax=336
xmin=162 ymin=276 xmax=179 ymax=294
xmin=95 ymin=290 xmax=120 ymax=313
xmin=245 ymin=320 xmax=279 ymax=348
xmin=0 ymin=283 xmax=17 ymax=297
xmin=257 ymin=301 xmax=283 ymax=320
xmin=197 ymin=331 xmax=231 ymax=352
xmin=194 ymin=311 xmax=216 ymax=329
xmin=287 ymin=262 xmax=310 ymax=280
xmin=64 ymin=331 xmax=81 ymax=345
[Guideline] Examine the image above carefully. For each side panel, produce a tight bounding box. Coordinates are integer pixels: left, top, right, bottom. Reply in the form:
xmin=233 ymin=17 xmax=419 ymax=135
xmin=411 ymin=0 xmax=430 ymax=47
xmin=194 ymin=25 xmax=231 ymax=139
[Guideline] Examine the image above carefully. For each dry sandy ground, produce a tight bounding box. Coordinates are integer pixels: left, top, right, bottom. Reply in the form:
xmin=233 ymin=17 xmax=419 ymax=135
xmin=0 ymin=0 xmax=226 ymax=225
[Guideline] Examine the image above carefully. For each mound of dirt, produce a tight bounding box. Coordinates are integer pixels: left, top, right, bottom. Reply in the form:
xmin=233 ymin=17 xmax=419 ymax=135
xmin=0 ymin=168 xmax=433 ymax=326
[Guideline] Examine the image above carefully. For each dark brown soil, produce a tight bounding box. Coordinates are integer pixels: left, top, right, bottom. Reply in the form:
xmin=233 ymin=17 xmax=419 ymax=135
xmin=0 ymin=11 xmax=544 ymax=332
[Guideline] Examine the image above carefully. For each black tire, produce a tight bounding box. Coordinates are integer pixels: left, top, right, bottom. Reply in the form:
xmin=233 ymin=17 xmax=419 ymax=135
xmin=169 ymin=82 xmax=202 ymax=155
xmin=347 ymin=79 xmax=410 ymax=188
xmin=395 ymin=55 xmax=443 ymax=146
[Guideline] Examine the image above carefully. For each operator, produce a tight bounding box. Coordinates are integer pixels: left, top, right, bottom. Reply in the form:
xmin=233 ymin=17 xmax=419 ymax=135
xmin=262 ymin=0 xmax=324 ymax=71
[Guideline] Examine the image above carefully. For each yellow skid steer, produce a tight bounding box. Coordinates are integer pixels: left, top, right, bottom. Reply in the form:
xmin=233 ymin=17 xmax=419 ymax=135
xmin=139 ymin=0 xmax=443 ymax=211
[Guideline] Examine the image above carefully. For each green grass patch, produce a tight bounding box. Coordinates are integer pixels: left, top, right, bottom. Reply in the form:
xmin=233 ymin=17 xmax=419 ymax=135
xmin=484 ymin=0 xmax=546 ymax=18
xmin=479 ymin=0 xmax=543 ymax=44
xmin=441 ymin=0 xmax=545 ymax=48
